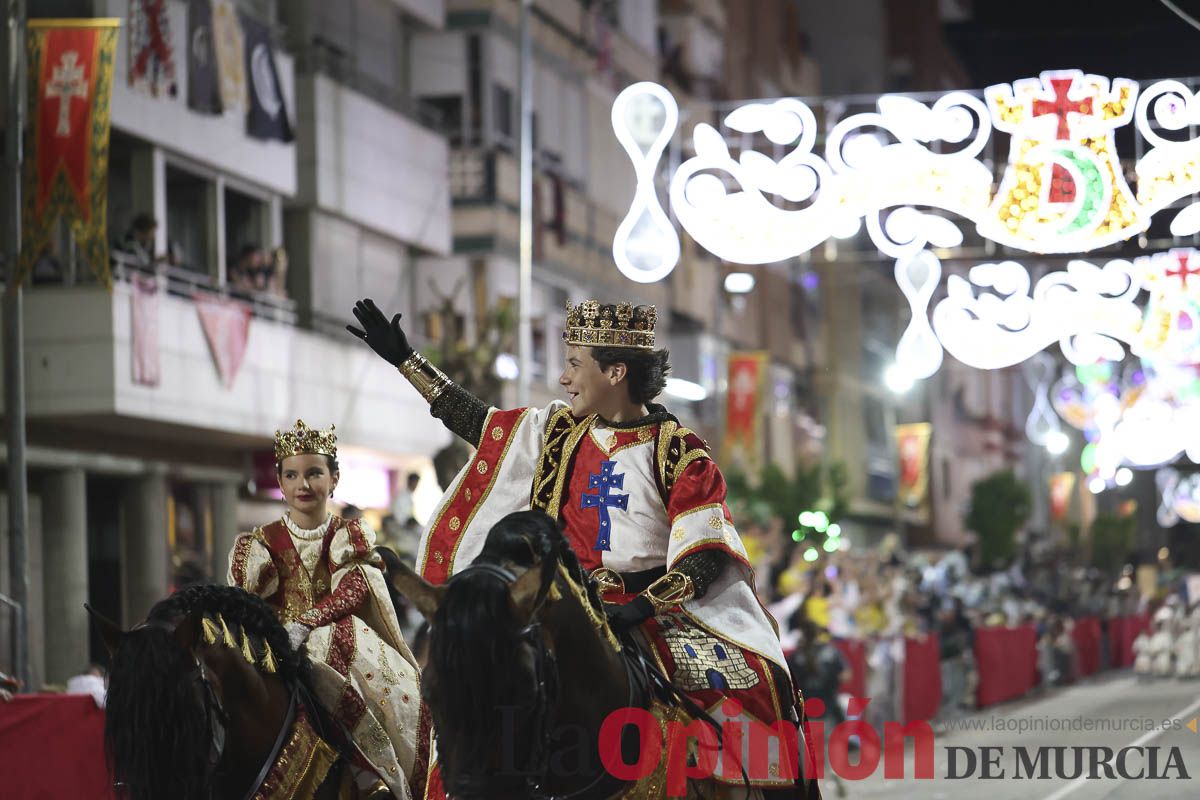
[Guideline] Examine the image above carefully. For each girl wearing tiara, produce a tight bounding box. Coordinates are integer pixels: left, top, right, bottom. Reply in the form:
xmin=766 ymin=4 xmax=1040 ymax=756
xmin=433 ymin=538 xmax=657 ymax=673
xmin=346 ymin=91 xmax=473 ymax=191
xmin=227 ymin=419 xmax=420 ymax=799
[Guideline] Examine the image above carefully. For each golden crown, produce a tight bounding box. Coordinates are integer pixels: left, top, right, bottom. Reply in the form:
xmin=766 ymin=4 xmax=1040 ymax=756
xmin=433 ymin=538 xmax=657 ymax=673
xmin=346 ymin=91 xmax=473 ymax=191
xmin=563 ymin=300 xmax=657 ymax=350
xmin=274 ymin=419 xmax=337 ymax=461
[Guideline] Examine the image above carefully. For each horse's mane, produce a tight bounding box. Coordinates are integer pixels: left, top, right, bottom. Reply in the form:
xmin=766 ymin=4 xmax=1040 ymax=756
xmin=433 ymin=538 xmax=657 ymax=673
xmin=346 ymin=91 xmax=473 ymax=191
xmin=105 ymin=585 xmax=304 ymax=800
xmin=427 ymin=510 xmax=600 ymax=776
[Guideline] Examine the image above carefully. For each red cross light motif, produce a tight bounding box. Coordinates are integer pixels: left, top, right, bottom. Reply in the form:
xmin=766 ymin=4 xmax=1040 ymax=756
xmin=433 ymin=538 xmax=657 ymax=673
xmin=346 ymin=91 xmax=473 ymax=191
xmin=1165 ymin=252 xmax=1200 ymax=289
xmin=1032 ymin=77 xmax=1094 ymax=141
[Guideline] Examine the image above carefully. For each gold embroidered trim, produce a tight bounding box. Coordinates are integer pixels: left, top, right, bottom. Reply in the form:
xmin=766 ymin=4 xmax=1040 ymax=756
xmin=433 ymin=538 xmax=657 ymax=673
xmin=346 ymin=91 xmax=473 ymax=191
xmin=447 ymin=408 xmax=531 ymax=573
xmin=656 ymin=420 xmax=679 ymax=490
xmin=541 ymin=415 xmax=596 ymax=519
xmin=671 ymin=448 xmax=709 ymax=485
xmin=590 ymin=424 xmax=658 ymax=458
xmin=530 ymin=407 xmax=576 ymax=511
xmin=419 ymin=407 xmax=501 ymax=575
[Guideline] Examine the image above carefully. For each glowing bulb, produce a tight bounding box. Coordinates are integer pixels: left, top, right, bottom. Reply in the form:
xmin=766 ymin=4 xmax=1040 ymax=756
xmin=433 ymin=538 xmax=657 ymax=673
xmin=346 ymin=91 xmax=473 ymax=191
xmin=1158 ymin=547 xmax=1170 ymax=560
xmin=1088 ymin=477 xmax=1107 ymax=494
xmin=494 ymin=353 xmax=519 ymax=380
xmin=799 ymin=511 xmax=815 ymax=527
xmin=827 ymin=523 xmax=842 ymax=538
xmin=1045 ymin=430 xmax=1070 ymax=456
xmin=823 ymin=538 xmax=839 ymax=552
xmin=1115 ymin=467 xmax=1133 ymax=487
xmin=812 ymin=511 xmax=829 ymax=533
xmin=664 ymin=378 xmax=708 ymax=402
xmin=885 ymin=363 xmax=915 ymax=394
xmin=803 ymin=548 xmax=819 ymax=562
xmin=724 ymin=272 xmax=756 ymax=294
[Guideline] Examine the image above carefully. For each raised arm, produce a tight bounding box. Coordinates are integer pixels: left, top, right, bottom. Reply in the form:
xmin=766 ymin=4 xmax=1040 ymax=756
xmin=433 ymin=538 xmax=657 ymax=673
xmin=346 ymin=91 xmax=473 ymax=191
xmin=347 ymin=298 xmax=489 ymax=445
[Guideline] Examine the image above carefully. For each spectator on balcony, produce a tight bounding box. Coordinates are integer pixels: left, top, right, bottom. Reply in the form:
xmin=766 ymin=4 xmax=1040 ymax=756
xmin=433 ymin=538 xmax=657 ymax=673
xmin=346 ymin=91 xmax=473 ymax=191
xmin=268 ymin=246 xmax=289 ymax=298
xmin=117 ymin=213 xmax=164 ymax=270
xmin=229 ymin=243 xmax=268 ymax=295
xmin=229 ymin=243 xmax=289 ymax=299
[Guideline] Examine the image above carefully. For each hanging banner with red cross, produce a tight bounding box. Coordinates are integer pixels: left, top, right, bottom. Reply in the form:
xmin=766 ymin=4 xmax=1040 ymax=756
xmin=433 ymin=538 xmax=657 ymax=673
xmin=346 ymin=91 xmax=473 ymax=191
xmin=17 ymin=18 xmax=120 ymax=292
xmin=721 ymin=351 xmax=768 ymax=474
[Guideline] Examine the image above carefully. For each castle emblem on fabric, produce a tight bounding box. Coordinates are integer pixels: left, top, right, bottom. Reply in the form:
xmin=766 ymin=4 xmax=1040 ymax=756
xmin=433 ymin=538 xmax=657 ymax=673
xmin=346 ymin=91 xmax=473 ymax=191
xmin=658 ymin=613 xmax=759 ymax=691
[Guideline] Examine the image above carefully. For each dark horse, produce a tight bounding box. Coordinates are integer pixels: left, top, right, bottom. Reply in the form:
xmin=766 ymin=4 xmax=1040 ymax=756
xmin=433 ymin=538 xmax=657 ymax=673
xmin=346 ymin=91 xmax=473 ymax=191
xmin=90 ymin=585 xmax=367 ymax=800
xmin=389 ymin=510 xmax=734 ymax=800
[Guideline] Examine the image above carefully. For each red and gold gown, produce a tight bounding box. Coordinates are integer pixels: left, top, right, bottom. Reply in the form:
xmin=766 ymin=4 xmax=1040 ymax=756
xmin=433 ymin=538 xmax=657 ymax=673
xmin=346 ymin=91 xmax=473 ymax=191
xmin=229 ymin=514 xmax=420 ymax=798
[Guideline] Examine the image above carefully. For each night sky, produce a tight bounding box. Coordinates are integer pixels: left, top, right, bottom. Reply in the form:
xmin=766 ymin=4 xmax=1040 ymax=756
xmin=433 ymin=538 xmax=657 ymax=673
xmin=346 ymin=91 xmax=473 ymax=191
xmin=946 ymin=0 xmax=1200 ymax=85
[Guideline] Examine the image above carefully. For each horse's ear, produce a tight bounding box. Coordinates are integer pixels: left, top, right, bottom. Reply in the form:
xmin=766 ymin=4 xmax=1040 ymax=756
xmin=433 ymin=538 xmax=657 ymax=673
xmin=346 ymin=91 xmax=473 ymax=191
xmin=386 ymin=556 xmax=445 ymax=620
xmin=509 ymin=564 xmax=546 ymax=621
xmin=173 ymin=610 xmax=203 ymax=652
xmin=85 ymin=604 xmax=125 ymax=658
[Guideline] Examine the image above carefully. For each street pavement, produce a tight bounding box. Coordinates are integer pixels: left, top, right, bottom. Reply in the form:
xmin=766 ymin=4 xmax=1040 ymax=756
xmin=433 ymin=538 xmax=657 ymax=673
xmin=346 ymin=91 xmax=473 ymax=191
xmin=817 ymin=672 xmax=1200 ymax=799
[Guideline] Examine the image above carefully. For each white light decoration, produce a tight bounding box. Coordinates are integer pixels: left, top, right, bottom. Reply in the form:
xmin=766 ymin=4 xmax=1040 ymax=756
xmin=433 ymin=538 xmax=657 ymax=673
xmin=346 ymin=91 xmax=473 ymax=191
xmin=1045 ymin=430 xmax=1070 ymax=456
xmin=615 ymin=72 xmax=1200 ymax=285
xmin=494 ymin=353 xmax=519 ymax=380
xmin=664 ymin=377 xmax=708 ymax=402
xmin=929 ymin=252 xmax=1143 ymax=371
xmin=1157 ymin=468 xmax=1200 ymax=526
xmin=723 ymin=272 xmax=756 ymax=293
xmin=1088 ymin=476 xmax=1107 ymax=494
xmin=884 ymin=363 xmax=915 ymax=394
xmin=894 ymin=250 xmax=944 ymax=380
xmin=611 ymin=82 xmax=681 ymax=283
xmin=1115 ymin=467 xmax=1134 ymax=486
xmin=1023 ymin=352 xmax=1063 ymax=446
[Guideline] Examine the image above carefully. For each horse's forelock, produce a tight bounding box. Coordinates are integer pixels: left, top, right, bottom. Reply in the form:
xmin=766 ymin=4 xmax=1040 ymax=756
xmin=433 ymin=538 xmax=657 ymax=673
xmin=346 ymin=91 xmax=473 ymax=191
xmin=105 ymin=623 xmax=211 ymax=800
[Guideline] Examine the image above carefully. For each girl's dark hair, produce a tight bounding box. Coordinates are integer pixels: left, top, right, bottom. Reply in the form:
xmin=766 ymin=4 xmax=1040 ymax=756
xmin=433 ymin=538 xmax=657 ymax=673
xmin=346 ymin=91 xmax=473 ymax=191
xmin=590 ymin=346 xmax=671 ymax=405
xmin=275 ymin=454 xmax=339 ymax=475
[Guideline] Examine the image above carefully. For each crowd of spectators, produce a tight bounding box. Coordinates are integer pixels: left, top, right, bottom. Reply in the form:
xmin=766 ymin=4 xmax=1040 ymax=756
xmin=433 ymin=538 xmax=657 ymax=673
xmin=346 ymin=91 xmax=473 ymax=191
xmin=735 ymin=523 xmax=1153 ymax=725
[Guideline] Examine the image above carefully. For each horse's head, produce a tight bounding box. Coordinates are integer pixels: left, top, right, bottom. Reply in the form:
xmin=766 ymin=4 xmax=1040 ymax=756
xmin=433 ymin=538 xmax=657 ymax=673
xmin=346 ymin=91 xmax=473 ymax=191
xmin=390 ymin=510 xmax=627 ymax=800
xmin=90 ymin=586 xmax=300 ymax=800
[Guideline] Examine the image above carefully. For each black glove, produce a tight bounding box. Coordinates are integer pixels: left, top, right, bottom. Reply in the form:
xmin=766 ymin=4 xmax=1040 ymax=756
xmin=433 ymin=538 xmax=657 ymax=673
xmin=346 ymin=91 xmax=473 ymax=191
xmin=604 ymin=596 xmax=655 ymax=635
xmin=347 ymin=299 xmax=413 ymax=368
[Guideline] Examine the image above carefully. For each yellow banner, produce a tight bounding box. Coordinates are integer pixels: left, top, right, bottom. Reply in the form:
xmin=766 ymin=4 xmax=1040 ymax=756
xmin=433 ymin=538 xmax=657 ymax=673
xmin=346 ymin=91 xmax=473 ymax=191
xmin=722 ymin=351 xmax=768 ymax=473
xmin=896 ymin=422 xmax=932 ymax=509
xmin=17 ymin=18 xmax=119 ymax=291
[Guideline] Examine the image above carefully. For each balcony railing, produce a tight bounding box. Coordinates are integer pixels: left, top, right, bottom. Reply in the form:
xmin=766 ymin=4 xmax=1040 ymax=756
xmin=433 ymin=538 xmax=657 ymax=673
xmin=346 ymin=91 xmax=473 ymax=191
xmin=109 ymin=251 xmax=298 ymax=326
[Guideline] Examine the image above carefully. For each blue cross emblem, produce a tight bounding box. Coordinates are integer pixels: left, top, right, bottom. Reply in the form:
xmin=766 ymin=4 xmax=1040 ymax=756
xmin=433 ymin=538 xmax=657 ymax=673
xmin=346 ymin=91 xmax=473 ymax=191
xmin=580 ymin=460 xmax=629 ymax=551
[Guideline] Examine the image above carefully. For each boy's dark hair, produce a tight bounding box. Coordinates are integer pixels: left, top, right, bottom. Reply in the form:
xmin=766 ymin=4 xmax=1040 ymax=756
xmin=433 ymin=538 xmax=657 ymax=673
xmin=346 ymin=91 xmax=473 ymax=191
xmin=590 ymin=346 xmax=671 ymax=405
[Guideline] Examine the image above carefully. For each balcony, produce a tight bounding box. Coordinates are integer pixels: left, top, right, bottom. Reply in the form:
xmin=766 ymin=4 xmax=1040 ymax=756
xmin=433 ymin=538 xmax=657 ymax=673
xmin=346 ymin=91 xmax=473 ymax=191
xmin=1 ymin=264 xmax=451 ymax=460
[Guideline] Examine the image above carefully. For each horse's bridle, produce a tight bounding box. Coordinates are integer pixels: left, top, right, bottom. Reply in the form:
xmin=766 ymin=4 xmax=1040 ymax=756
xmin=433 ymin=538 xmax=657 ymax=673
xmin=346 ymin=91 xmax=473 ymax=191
xmin=444 ymin=554 xmax=578 ymax=800
xmin=443 ymin=551 xmax=647 ymax=800
xmin=128 ymin=619 xmax=301 ymax=800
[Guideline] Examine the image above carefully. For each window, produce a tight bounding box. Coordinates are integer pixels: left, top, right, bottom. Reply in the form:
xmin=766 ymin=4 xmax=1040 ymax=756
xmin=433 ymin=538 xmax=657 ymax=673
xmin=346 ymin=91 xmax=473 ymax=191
xmin=165 ymin=166 xmax=212 ymax=275
xmin=224 ymin=186 xmax=269 ymax=267
xmin=421 ymin=95 xmax=464 ymax=145
xmin=494 ymin=84 xmax=514 ymax=141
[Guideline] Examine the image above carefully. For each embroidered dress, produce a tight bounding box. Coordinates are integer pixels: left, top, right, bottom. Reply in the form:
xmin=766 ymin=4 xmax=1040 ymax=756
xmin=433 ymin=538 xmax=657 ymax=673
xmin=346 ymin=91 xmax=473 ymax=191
xmin=229 ymin=514 xmax=420 ymax=799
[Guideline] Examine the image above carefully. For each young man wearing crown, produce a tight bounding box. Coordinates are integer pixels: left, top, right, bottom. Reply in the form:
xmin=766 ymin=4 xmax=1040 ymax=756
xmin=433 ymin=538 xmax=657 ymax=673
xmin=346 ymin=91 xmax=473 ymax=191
xmin=350 ymin=299 xmax=819 ymax=798
xmin=227 ymin=420 xmax=422 ymax=799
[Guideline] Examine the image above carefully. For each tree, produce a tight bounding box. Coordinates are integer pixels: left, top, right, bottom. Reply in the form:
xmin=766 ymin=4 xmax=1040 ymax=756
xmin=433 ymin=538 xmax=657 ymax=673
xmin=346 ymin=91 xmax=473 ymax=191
xmin=965 ymin=469 xmax=1032 ymax=570
xmin=423 ymin=278 xmax=514 ymax=487
xmin=725 ymin=461 xmax=848 ymax=549
xmin=1090 ymin=513 xmax=1135 ymax=572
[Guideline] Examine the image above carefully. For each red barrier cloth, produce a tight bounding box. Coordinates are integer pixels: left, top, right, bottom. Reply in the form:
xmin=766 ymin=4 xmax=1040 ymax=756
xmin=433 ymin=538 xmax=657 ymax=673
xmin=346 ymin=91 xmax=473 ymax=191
xmin=903 ymin=633 xmax=942 ymax=723
xmin=1109 ymin=613 xmax=1151 ymax=668
xmin=833 ymin=638 xmax=868 ymax=699
xmin=0 ymin=694 xmax=116 ymax=800
xmin=974 ymin=625 xmax=1038 ymax=708
xmin=1071 ymin=617 xmax=1102 ymax=677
